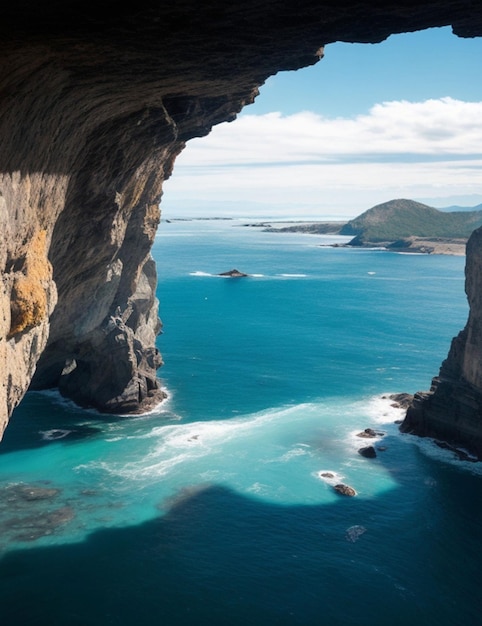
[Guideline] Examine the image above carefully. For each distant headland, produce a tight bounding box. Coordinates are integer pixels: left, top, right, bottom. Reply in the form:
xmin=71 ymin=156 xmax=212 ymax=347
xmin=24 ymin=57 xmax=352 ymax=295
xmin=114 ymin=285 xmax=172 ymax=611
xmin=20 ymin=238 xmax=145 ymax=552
xmin=248 ymin=198 xmax=482 ymax=255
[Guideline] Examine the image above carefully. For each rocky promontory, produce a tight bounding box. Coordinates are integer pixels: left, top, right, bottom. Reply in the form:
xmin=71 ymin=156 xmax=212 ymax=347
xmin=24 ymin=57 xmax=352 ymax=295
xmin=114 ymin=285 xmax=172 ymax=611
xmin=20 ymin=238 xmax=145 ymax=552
xmin=401 ymin=227 xmax=482 ymax=459
xmin=2 ymin=2 xmax=482 ymax=446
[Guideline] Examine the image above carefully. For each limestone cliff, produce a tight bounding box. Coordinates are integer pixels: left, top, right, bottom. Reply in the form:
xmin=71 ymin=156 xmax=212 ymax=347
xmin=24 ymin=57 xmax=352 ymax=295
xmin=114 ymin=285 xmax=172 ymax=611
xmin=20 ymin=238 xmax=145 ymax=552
xmin=401 ymin=228 xmax=482 ymax=458
xmin=1 ymin=1 xmax=482 ymax=439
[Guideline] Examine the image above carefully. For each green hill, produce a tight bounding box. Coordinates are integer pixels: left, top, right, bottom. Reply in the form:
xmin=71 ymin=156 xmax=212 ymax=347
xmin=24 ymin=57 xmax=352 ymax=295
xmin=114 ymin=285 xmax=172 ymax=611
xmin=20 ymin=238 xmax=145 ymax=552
xmin=340 ymin=199 xmax=482 ymax=243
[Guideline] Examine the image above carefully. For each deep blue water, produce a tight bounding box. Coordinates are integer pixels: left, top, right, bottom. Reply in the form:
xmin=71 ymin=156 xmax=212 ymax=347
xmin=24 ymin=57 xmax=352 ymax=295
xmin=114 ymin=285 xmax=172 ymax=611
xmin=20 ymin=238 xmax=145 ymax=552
xmin=1 ymin=218 xmax=481 ymax=625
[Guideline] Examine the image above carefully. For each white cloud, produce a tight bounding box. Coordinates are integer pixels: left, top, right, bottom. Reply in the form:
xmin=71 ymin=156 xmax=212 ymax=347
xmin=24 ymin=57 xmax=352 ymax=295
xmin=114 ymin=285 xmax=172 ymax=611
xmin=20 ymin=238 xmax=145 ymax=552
xmin=162 ymin=98 xmax=482 ymax=217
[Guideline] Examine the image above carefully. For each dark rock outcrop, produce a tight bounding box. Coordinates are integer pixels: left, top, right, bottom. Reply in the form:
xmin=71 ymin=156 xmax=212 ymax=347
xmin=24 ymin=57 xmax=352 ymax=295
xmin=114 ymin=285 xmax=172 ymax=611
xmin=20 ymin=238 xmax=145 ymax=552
xmin=334 ymin=484 xmax=357 ymax=497
xmin=320 ymin=472 xmax=335 ymax=479
xmin=2 ymin=1 xmax=482 ymax=438
xmin=356 ymin=427 xmax=384 ymax=438
xmin=387 ymin=393 xmax=414 ymax=410
xmin=358 ymin=445 xmax=377 ymax=458
xmin=401 ymin=227 xmax=482 ymax=459
xmin=219 ymin=269 xmax=249 ymax=278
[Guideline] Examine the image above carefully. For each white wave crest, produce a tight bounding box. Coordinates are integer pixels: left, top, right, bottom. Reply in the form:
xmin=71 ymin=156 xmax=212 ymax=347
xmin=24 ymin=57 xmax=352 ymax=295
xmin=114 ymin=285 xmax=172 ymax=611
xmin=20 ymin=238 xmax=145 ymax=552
xmin=365 ymin=394 xmax=407 ymax=425
xmin=75 ymin=403 xmax=315 ymax=483
xmin=39 ymin=429 xmax=72 ymax=441
xmin=316 ymin=470 xmax=344 ymax=484
xmin=278 ymin=446 xmax=312 ymax=462
xmin=277 ymin=273 xmax=307 ymax=278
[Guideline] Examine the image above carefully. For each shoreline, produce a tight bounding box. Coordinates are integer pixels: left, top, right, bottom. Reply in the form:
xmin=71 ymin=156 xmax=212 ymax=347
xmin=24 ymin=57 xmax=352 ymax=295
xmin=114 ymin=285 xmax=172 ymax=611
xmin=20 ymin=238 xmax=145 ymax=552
xmin=331 ymin=238 xmax=467 ymax=256
xmin=338 ymin=237 xmax=467 ymax=256
xmin=244 ymin=221 xmax=467 ymax=256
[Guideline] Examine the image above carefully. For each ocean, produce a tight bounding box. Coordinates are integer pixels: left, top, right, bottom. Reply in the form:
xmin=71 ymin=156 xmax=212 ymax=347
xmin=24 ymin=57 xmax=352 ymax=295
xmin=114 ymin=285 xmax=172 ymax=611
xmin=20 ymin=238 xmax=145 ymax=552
xmin=1 ymin=218 xmax=481 ymax=625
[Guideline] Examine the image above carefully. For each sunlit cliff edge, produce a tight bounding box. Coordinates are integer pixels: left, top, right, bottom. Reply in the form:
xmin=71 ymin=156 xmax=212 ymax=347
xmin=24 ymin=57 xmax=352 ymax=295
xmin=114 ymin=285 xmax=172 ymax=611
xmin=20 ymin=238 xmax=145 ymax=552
xmin=1 ymin=1 xmax=482 ymax=453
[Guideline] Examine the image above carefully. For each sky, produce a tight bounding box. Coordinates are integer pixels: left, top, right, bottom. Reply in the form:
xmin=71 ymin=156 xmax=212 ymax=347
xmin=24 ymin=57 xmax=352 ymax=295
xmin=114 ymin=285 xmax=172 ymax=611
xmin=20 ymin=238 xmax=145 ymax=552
xmin=162 ymin=26 xmax=482 ymax=220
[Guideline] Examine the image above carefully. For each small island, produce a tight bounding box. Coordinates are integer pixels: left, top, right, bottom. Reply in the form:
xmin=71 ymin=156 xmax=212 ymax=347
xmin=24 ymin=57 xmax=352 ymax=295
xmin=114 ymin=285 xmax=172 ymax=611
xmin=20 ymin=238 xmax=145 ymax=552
xmin=218 ymin=268 xmax=249 ymax=278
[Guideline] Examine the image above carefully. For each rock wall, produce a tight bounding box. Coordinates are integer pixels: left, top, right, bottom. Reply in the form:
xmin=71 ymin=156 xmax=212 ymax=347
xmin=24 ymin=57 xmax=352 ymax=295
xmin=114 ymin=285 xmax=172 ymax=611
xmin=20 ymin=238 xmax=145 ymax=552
xmin=1 ymin=1 xmax=482 ymax=439
xmin=401 ymin=228 xmax=482 ymax=458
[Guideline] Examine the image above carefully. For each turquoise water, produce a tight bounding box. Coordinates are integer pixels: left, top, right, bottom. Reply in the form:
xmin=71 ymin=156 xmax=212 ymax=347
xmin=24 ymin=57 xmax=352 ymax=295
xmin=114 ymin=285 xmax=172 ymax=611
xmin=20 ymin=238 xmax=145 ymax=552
xmin=1 ymin=219 xmax=481 ymax=625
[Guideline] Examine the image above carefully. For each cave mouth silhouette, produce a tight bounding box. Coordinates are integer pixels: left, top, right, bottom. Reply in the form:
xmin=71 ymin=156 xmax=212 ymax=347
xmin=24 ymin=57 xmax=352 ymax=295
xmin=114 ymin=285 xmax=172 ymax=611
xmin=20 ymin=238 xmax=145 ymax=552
xmin=2 ymin=14 xmax=482 ymax=625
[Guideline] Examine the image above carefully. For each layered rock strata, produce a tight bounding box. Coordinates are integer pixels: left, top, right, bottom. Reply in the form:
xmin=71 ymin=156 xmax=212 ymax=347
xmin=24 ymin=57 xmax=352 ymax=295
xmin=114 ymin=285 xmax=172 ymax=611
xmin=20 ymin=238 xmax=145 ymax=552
xmin=401 ymin=228 xmax=482 ymax=458
xmin=1 ymin=1 xmax=482 ymax=439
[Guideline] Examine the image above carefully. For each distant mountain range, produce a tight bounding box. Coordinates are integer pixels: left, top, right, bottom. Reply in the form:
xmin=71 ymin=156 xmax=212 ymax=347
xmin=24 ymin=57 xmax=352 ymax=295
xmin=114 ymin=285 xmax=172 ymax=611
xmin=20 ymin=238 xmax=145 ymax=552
xmin=339 ymin=199 xmax=482 ymax=244
xmin=439 ymin=203 xmax=482 ymax=213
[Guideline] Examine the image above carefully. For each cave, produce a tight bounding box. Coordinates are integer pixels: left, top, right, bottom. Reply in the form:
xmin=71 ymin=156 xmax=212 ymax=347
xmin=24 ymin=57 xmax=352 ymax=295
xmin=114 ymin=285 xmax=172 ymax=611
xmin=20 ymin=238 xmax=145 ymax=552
xmin=1 ymin=1 xmax=482 ymax=455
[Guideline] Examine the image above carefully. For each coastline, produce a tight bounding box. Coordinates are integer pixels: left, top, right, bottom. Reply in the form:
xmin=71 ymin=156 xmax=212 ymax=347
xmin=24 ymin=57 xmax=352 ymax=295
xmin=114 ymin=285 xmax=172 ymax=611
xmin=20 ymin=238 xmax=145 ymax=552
xmin=333 ymin=237 xmax=467 ymax=256
xmin=245 ymin=221 xmax=467 ymax=256
xmin=338 ymin=237 xmax=467 ymax=256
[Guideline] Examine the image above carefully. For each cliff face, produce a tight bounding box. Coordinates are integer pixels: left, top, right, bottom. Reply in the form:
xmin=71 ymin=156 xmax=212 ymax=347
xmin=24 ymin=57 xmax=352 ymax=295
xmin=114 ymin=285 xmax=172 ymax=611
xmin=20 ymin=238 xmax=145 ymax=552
xmin=401 ymin=228 xmax=482 ymax=458
xmin=1 ymin=2 xmax=482 ymax=439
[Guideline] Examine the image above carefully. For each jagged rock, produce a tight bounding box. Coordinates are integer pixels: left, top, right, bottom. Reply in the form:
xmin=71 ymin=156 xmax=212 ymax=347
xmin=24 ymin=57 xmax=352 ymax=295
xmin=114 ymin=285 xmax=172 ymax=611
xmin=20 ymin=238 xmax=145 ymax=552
xmin=358 ymin=445 xmax=377 ymax=458
xmin=357 ymin=428 xmax=377 ymax=438
xmin=356 ymin=427 xmax=384 ymax=438
xmin=401 ymin=230 xmax=482 ymax=460
xmin=2 ymin=2 xmax=482 ymax=438
xmin=219 ymin=269 xmax=248 ymax=278
xmin=387 ymin=393 xmax=414 ymax=409
xmin=334 ymin=484 xmax=357 ymax=497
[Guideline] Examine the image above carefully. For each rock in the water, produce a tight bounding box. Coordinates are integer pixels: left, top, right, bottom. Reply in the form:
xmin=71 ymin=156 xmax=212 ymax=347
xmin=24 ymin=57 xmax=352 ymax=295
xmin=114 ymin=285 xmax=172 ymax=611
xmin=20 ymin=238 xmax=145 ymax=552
xmin=358 ymin=445 xmax=377 ymax=458
xmin=218 ymin=269 xmax=248 ymax=278
xmin=334 ymin=483 xmax=357 ymax=497
xmin=345 ymin=525 xmax=367 ymax=542
xmin=387 ymin=393 xmax=414 ymax=409
xmin=356 ymin=427 xmax=384 ymax=438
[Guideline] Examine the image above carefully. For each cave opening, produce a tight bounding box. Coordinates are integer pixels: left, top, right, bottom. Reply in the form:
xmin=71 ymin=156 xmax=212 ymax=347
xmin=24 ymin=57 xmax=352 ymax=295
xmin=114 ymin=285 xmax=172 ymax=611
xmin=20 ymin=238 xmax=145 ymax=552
xmin=153 ymin=25 xmax=482 ymax=454
xmin=154 ymin=26 xmax=479 ymax=404
xmin=2 ymin=14 xmax=482 ymax=624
